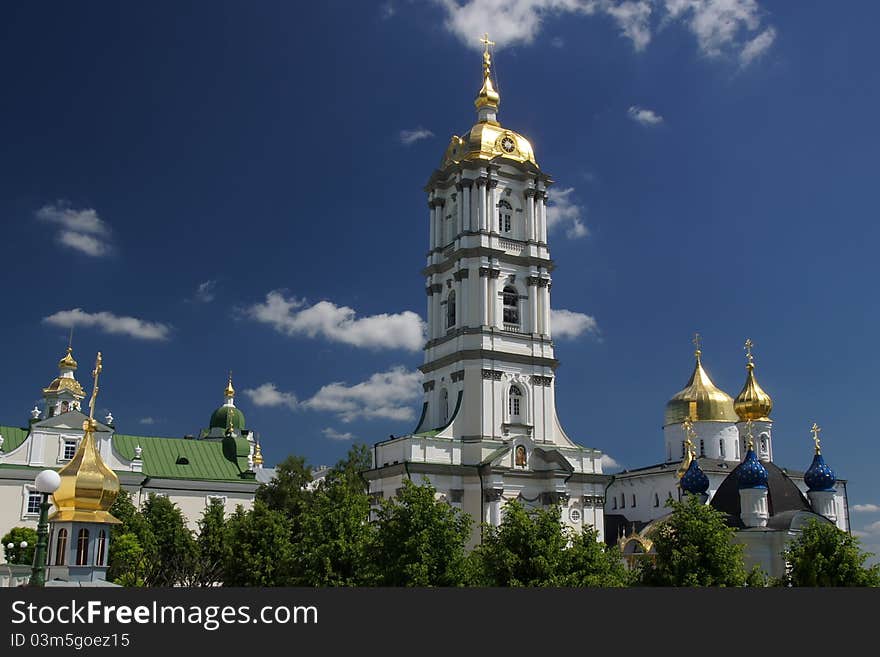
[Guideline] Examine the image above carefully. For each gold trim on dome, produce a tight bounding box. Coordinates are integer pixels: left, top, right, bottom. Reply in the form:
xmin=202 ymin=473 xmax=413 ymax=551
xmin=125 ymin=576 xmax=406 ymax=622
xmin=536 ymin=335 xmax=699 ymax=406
xmin=43 ymin=377 xmax=85 ymax=397
xmin=49 ymin=352 xmax=121 ymax=525
xmin=734 ymin=339 xmax=772 ymax=422
xmin=664 ymin=339 xmax=737 ymax=426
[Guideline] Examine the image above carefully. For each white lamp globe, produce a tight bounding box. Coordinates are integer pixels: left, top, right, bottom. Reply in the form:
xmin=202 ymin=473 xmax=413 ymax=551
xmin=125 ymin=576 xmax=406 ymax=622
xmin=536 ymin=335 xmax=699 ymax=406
xmin=34 ymin=469 xmax=61 ymax=494
xmin=6 ymin=543 xmax=12 ymax=550
xmin=20 ymin=541 xmax=28 ymax=548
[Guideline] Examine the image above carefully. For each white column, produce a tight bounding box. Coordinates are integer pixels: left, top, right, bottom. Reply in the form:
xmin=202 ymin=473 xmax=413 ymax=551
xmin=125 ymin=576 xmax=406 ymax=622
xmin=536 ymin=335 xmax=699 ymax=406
xmin=477 ymin=181 xmax=487 ymax=231
xmin=525 ymin=189 xmax=535 ymax=241
xmin=528 ymin=278 xmax=539 ymax=334
xmin=428 ymin=200 xmax=436 ymax=250
xmin=434 ymin=286 xmax=443 ymax=338
xmin=489 ymin=273 xmax=499 ymax=327
xmin=459 ymin=270 xmax=469 ymax=327
xmin=544 ymin=280 xmax=552 ymax=338
xmin=537 ymin=192 xmax=548 ymax=243
xmin=426 ymin=284 xmax=434 ymax=341
xmin=479 ymin=269 xmax=488 ymax=326
xmin=456 ymin=184 xmax=464 ymax=236
xmin=489 ymin=181 xmax=499 ymax=233
xmin=463 ymin=183 xmax=472 ymax=232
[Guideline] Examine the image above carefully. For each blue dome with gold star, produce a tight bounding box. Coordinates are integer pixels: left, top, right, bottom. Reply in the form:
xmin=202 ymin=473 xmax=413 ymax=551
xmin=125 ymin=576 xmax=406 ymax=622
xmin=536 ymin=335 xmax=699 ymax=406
xmin=681 ymin=459 xmax=710 ymax=495
xmin=804 ymin=452 xmax=836 ymax=492
xmin=737 ymin=448 xmax=768 ymax=489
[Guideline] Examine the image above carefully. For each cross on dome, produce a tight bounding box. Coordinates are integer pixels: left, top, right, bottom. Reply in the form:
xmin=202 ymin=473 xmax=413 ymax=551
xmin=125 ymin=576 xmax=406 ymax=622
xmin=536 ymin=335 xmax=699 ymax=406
xmin=811 ymin=422 xmax=822 ymax=454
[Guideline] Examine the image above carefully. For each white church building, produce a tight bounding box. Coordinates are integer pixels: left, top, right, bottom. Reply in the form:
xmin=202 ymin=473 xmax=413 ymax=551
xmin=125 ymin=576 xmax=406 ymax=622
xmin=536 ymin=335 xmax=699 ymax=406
xmin=364 ymin=39 xmax=610 ymax=546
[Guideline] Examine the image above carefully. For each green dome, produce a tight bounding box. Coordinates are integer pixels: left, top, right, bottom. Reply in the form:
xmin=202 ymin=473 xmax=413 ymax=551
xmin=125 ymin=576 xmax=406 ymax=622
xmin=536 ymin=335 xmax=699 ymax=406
xmin=210 ymin=405 xmax=245 ymax=431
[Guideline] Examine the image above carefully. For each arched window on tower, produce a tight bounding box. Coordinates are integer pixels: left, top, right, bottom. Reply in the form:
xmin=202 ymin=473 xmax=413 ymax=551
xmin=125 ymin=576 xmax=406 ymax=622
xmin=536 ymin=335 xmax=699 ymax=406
xmin=446 ymin=290 xmax=456 ymax=328
xmin=700 ymin=439 xmax=705 ymax=456
xmin=654 ymin=492 xmax=660 ymax=507
xmin=720 ymin=439 xmax=725 ymax=458
xmin=502 ymin=286 xmax=519 ymax=329
xmin=54 ymin=528 xmax=68 ymax=566
xmin=76 ymin=528 xmax=89 ymax=566
xmin=508 ymin=385 xmax=522 ymax=420
xmin=759 ymin=433 xmax=769 ymax=456
xmin=95 ymin=530 xmax=106 ymax=566
xmin=440 ymin=388 xmax=449 ymax=426
xmin=498 ymin=200 xmax=512 ymax=234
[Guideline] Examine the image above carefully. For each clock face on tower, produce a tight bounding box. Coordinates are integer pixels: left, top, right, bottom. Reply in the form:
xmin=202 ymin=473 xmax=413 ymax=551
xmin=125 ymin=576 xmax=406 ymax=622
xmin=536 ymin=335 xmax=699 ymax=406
xmin=500 ymin=136 xmax=515 ymax=153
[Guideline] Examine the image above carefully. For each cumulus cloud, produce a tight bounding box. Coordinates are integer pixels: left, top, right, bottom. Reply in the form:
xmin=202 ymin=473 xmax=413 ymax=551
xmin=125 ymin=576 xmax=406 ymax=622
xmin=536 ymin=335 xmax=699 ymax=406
xmin=194 ymin=280 xmax=217 ymax=303
xmin=601 ymin=453 xmax=621 ymax=471
xmin=546 ymin=187 xmax=589 ymax=240
xmin=323 ymin=427 xmax=356 ymax=441
xmin=247 ymin=291 xmax=425 ymax=352
xmin=139 ymin=417 xmax=156 ymax=425
xmin=435 ymin=0 xmax=653 ymax=52
xmin=628 ymin=105 xmax=664 ymax=126
xmin=43 ymin=308 xmax=171 ymax=341
xmin=400 ymin=127 xmax=434 ymax=145
xmin=243 ymin=383 xmax=299 ymax=411
xmin=865 ymin=520 xmax=880 ymax=534
xmin=304 ymin=366 xmax=422 ymax=423
xmin=35 ymin=201 xmax=113 ymax=257
xmin=853 ymin=504 xmax=880 ymax=513
xmin=434 ymin=1 xmax=774 ymax=63
xmin=551 ymin=308 xmax=601 ymax=339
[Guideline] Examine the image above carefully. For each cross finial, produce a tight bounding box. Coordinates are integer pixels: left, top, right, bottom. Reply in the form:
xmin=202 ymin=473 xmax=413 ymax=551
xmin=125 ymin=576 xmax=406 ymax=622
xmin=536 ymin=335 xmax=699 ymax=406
xmin=480 ymin=33 xmax=495 ymax=54
xmin=811 ymin=422 xmax=822 ymax=454
xmin=744 ymin=338 xmax=754 ymax=365
xmin=87 ymin=352 xmax=102 ymax=427
xmin=480 ymin=33 xmax=495 ymax=75
xmin=692 ymin=332 xmax=702 ymax=358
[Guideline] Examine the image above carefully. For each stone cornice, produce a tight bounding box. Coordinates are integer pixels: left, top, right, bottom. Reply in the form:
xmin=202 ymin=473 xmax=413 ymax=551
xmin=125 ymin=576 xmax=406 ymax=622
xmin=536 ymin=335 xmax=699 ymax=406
xmin=425 ymin=160 xmax=554 ymax=191
xmin=424 ymin=325 xmax=554 ymax=350
xmin=423 ymin=246 xmax=554 ymax=276
xmin=419 ymin=349 xmax=559 ymax=374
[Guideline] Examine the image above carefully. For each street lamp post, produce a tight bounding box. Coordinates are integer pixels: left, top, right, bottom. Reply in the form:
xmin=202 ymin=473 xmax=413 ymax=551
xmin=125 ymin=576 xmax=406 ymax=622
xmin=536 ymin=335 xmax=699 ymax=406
xmin=29 ymin=469 xmax=61 ymax=587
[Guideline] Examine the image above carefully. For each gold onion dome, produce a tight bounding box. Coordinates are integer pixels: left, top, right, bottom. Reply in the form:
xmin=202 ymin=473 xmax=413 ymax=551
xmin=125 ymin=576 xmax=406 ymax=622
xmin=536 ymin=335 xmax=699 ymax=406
xmin=734 ymin=340 xmax=772 ymax=421
xmin=50 ymin=352 xmax=121 ymax=524
xmin=224 ymin=371 xmax=235 ymax=398
xmin=664 ymin=341 xmax=738 ymax=426
xmin=59 ymin=346 xmax=78 ymax=369
xmin=442 ymin=34 xmax=538 ymax=169
xmin=43 ymin=346 xmax=85 ymax=397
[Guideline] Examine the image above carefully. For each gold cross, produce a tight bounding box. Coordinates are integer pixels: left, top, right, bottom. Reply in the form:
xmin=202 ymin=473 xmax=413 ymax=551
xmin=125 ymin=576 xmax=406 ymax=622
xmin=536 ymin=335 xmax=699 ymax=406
xmin=88 ymin=352 xmax=102 ymax=425
xmin=811 ymin=422 xmax=822 ymax=454
xmin=692 ymin=332 xmax=702 ymax=356
xmin=480 ymin=33 xmax=495 ymax=54
xmin=744 ymin=338 xmax=754 ymax=365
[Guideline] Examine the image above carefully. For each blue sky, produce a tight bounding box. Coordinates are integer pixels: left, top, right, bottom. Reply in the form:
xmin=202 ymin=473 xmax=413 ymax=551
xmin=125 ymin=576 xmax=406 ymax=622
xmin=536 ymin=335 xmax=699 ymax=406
xmin=2 ymin=2 xmax=879 ymax=557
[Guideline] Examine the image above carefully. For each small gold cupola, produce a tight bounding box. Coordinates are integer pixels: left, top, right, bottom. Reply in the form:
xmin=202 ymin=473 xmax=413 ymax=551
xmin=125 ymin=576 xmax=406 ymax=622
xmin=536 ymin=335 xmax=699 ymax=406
xmin=734 ymin=338 xmax=773 ymax=422
xmin=50 ymin=352 xmax=121 ymax=524
xmin=664 ymin=334 xmax=738 ymax=426
xmin=43 ymin=345 xmax=85 ymax=399
xmin=475 ymin=33 xmax=500 ymax=112
xmin=224 ymin=371 xmax=235 ymax=399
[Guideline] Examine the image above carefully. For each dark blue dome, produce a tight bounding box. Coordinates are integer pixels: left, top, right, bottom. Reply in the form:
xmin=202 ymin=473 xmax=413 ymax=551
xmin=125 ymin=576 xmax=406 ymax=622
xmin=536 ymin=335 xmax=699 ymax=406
xmin=804 ymin=452 xmax=836 ymax=492
xmin=737 ymin=448 xmax=768 ymax=489
xmin=681 ymin=459 xmax=710 ymax=495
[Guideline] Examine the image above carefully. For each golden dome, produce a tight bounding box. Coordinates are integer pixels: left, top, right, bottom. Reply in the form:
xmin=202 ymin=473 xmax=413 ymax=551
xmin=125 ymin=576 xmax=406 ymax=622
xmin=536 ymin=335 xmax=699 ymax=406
xmin=42 ymin=376 xmax=85 ymax=397
xmin=253 ymin=442 xmax=264 ymax=467
xmin=734 ymin=341 xmax=772 ymax=421
xmin=50 ymin=353 xmax=120 ymax=524
xmin=664 ymin=349 xmax=737 ymax=426
xmin=441 ymin=34 xmax=539 ymax=170
xmin=59 ymin=346 xmax=78 ymax=370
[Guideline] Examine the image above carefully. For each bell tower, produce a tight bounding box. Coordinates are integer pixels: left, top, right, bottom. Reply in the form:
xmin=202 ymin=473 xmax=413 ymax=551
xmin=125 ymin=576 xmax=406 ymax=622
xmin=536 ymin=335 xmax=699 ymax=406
xmin=367 ymin=38 xmax=609 ymax=544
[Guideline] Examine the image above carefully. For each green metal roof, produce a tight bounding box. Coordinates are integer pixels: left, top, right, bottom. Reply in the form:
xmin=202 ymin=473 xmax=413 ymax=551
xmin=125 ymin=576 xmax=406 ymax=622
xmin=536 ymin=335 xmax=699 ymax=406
xmin=0 ymin=425 xmax=30 ymax=454
xmin=113 ymin=433 xmax=248 ymax=482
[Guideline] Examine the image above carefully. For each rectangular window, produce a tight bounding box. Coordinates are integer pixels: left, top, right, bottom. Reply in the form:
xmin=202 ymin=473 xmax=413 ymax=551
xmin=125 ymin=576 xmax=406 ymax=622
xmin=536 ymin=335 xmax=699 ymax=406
xmin=206 ymin=495 xmax=228 ymax=506
xmin=26 ymin=491 xmax=42 ymax=515
xmin=632 ymin=494 xmax=636 ymax=507
xmin=720 ymin=440 xmax=725 ymax=457
xmin=63 ymin=439 xmax=77 ymax=460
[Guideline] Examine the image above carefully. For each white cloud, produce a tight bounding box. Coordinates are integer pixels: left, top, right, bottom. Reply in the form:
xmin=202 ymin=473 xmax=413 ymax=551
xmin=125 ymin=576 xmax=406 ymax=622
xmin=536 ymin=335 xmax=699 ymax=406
xmin=550 ymin=36 xmax=565 ymax=48
xmin=139 ymin=417 xmax=156 ymax=425
xmin=551 ymin=308 xmax=600 ymax=339
xmin=304 ymin=366 xmax=422 ymax=424
xmin=434 ymin=1 xmax=774 ymax=62
xmin=43 ymin=308 xmax=171 ymax=341
xmin=382 ymin=1 xmax=395 ymax=19
xmin=247 ymin=291 xmax=425 ymax=352
xmin=243 ymin=383 xmax=299 ymax=411
xmin=400 ymin=127 xmax=434 ymax=145
xmin=853 ymin=504 xmax=880 ymax=513
xmin=663 ymin=0 xmax=775 ymax=63
xmin=435 ymin=0 xmax=653 ymax=52
xmin=35 ymin=202 xmax=113 ymax=257
xmin=628 ymin=105 xmax=664 ymax=126
xmin=546 ymin=187 xmax=589 ymax=240
xmin=865 ymin=520 xmax=880 ymax=534
xmin=195 ymin=280 xmax=217 ymax=303
xmin=739 ymin=26 xmax=776 ymax=66
xmin=323 ymin=427 xmax=356 ymax=441
xmin=601 ymin=454 xmax=621 ymax=471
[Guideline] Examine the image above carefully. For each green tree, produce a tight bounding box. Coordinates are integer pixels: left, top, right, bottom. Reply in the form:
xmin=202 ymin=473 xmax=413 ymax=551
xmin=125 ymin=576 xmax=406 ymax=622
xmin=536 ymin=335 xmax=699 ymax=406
xmin=638 ymin=494 xmax=748 ymax=587
xmin=139 ymin=494 xmax=198 ymax=586
xmin=370 ymin=479 xmax=471 ymax=586
xmin=195 ymin=499 xmax=231 ymax=586
xmin=1 ymin=527 xmax=38 ymax=565
xmin=256 ymin=455 xmax=313 ymax=521
xmin=560 ymin=527 xmax=633 ymax=587
xmin=108 ymin=533 xmax=146 ymax=587
xmin=224 ymin=501 xmax=294 ymax=586
xmin=777 ymin=518 xmax=880 ymax=587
